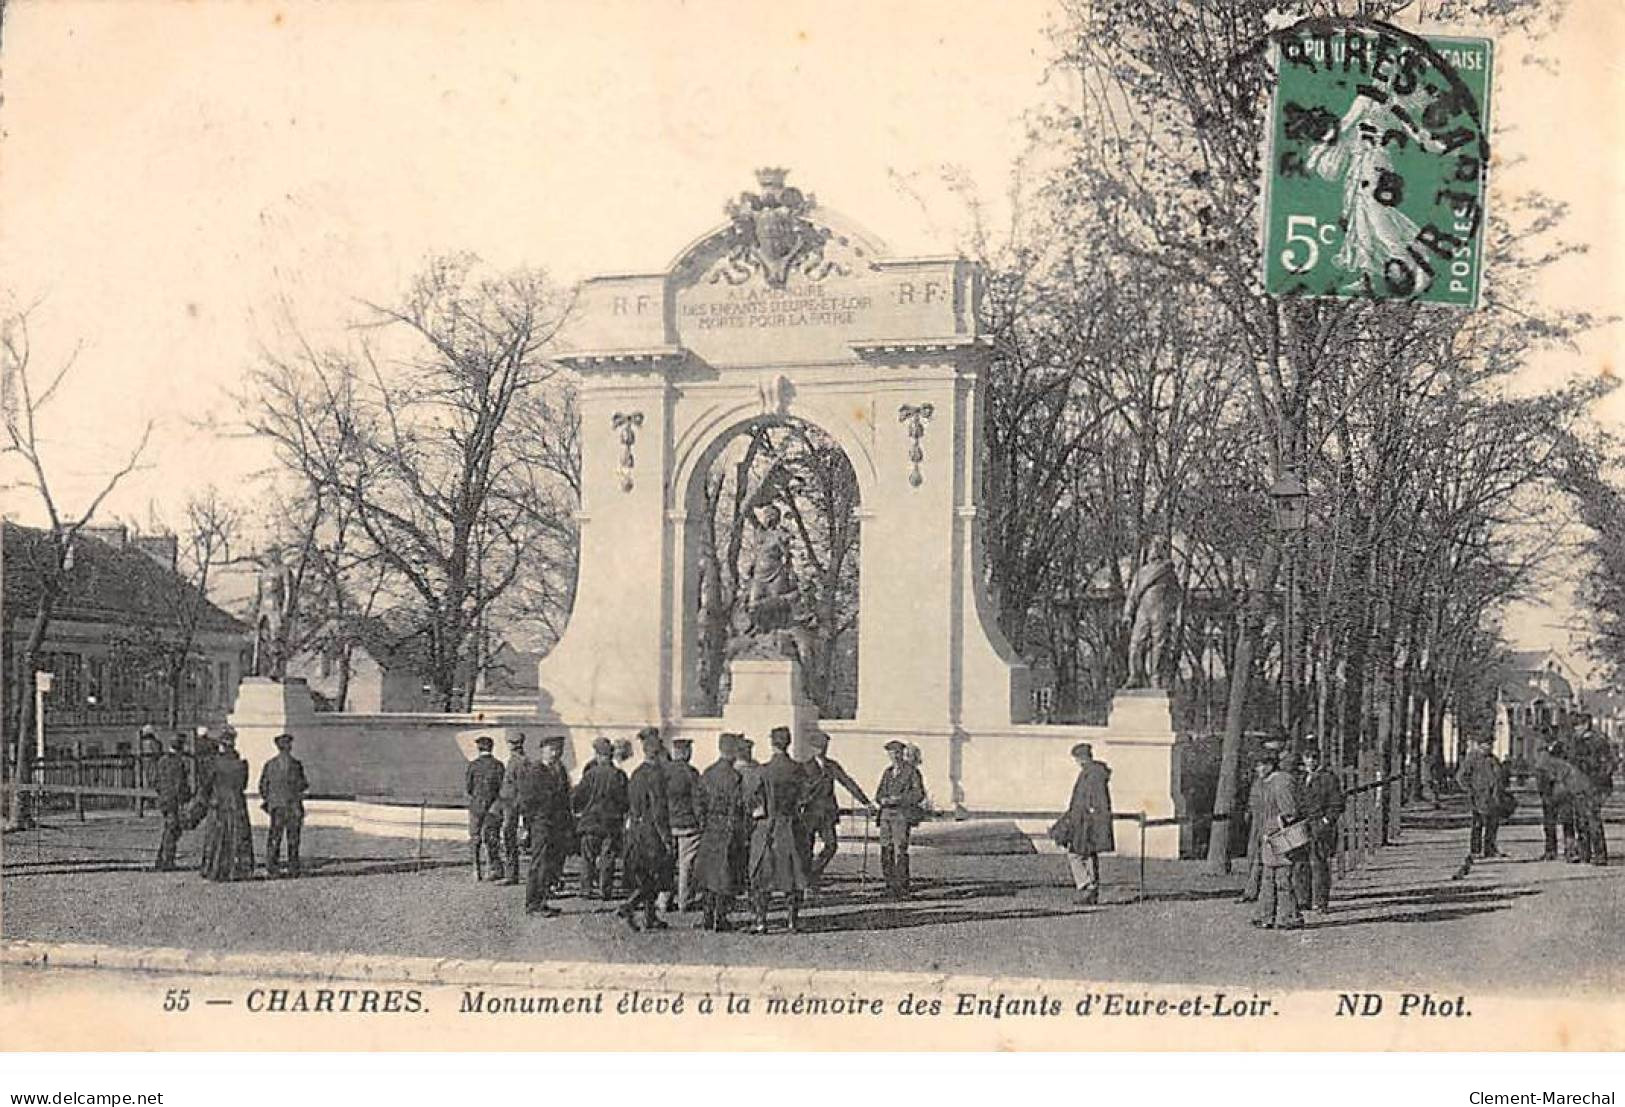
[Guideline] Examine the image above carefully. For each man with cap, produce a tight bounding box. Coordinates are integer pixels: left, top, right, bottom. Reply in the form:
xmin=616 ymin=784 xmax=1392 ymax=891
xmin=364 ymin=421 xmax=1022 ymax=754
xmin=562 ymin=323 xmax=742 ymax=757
xmin=1533 ymin=733 xmax=1577 ymax=861
xmin=572 ymin=736 xmax=629 ymax=898
xmin=1237 ymin=752 xmax=1276 ymax=903
xmin=662 ymin=737 xmax=705 ymax=913
xmin=1253 ymin=750 xmax=1305 ymax=930
xmin=259 ymin=732 xmax=310 ymax=878
xmin=1571 ymin=724 xmax=1615 ymax=865
xmin=524 ymin=735 xmax=574 ymax=917
xmin=1455 ymin=736 xmax=1507 ymax=860
xmin=465 ymin=736 xmax=505 ymax=881
xmin=201 ymin=728 xmax=255 ymax=882
xmin=1296 ymin=745 xmax=1343 ymax=914
xmin=152 ymin=733 xmax=193 ymax=872
xmin=1054 ymin=742 xmax=1114 ymax=905
xmin=733 ymin=737 xmax=761 ymax=893
xmin=617 ymin=727 xmax=675 ymax=931
xmin=744 ymin=726 xmax=812 ymax=933
xmin=497 ymin=733 xmax=538 ymax=886
xmin=695 ymin=733 xmax=747 ymax=931
xmin=874 ymin=739 xmax=926 ymax=898
xmin=799 ymin=729 xmax=872 ymax=886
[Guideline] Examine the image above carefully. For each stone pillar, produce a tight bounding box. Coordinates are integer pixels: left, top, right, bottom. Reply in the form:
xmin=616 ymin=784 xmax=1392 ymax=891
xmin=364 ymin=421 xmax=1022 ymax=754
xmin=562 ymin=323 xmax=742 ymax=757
xmin=721 ymin=656 xmax=820 ymax=758
xmin=1101 ymin=689 xmax=1180 ymax=859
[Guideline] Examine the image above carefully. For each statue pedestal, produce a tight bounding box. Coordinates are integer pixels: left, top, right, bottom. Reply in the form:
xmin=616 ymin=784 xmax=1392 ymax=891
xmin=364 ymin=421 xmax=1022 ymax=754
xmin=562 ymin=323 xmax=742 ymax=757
xmin=721 ymin=657 xmax=820 ymax=757
xmin=1101 ymin=689 xmax=1181 ymax=859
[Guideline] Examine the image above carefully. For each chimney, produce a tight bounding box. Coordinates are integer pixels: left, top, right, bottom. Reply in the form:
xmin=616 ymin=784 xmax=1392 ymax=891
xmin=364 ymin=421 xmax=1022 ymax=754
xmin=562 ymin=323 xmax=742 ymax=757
xmin=134 ymin=534 xmax=179 ymax=571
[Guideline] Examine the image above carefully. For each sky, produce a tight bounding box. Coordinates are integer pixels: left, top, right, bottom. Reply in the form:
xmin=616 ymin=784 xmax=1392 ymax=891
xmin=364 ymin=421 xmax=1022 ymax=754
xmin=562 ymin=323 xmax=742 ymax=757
xmin=1 ymin=0 xmax=1620 ymax=654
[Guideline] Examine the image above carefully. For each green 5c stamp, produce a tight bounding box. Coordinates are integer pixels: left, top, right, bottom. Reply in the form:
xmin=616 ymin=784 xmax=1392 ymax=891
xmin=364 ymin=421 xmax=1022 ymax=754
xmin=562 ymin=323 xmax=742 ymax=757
xmin=1263 ymin=21 xmax=1492 ymax=307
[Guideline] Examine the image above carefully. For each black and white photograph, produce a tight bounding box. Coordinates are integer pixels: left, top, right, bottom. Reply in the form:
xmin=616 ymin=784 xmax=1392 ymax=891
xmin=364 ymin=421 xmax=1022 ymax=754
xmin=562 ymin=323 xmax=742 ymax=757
xmin=0 ymin=0 xmax=1621 ymax=1068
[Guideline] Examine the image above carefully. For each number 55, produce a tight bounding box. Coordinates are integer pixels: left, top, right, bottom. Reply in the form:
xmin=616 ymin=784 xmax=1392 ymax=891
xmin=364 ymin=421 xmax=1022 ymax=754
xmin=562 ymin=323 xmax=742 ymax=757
xmin=163 ymin=988 xmax=190 ymax=1011
xmin=1280 ymin=215 xmax=1336 ymax=273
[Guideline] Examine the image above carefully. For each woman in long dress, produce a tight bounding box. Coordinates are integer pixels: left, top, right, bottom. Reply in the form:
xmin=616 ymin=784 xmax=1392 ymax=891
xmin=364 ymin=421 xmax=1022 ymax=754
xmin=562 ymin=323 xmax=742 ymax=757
xmin=201 ymin=732 xmax=255 ymax=882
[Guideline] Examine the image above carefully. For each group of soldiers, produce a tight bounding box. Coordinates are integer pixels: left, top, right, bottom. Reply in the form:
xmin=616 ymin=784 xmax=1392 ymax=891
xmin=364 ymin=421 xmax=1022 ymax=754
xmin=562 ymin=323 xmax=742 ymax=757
xmin=1238 ymin=744 xmax=1345 ymax=930
xmin=144 ymin=724 xmax=309 ymax=881
xmin=464 ymin=725 xmax=927 ymax=933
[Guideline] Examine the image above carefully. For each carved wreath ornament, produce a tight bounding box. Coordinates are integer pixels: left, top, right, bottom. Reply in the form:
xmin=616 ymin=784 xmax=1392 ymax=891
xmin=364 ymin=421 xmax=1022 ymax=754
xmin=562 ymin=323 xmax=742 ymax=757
xmin=612 ymin=411 xmax=644 ymax=492
xmin=898 ymin=403 xmax=935 ymax=488
xmin=711 ymin=168 xmax=848 ymax=289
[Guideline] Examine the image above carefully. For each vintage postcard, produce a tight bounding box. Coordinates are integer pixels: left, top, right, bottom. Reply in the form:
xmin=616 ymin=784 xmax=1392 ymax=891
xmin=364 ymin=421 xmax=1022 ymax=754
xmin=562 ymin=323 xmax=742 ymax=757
xmin=1 ymin=0 xmax=1621 ymax=1056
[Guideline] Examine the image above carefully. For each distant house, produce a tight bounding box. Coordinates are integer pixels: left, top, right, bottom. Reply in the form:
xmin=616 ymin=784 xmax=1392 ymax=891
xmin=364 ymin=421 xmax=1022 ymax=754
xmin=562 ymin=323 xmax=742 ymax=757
xmin=284 ymin=613 xmax=437 ymax=713
xmin=1492 ymin=649 xmax=1590 ymax=763
xmin=2 ymin=520 xmax=249 ymax=755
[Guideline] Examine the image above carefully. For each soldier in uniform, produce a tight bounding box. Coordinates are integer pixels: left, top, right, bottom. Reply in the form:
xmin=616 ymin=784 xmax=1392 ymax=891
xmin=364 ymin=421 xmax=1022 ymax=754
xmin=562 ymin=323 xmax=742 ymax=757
xmin=1455 ymin=736 xmax=1507 ymax=859
xmin=1296 ymin=746 xmax=1344 ymax=914
xmin=497 ymin=733 xmax=536 ymax=886
xmin=1252 ymin=751 xmax=1305 ymax=930
xmin=152 ymin=734 xmax=192 ymax=872
xmin=258 ymin=732 xmax=309 ymax=878
xmin=799 ymin=730 xmax=871 ymax=886
xmin=572 ymin=736 xmax=629 ymax=898
xmin=733 ymin=737 xmax=761 ymax=893
xmin=1236 ymin=753 xmax=1275 ymax=904
xmin=743 ymin=727 xmax=812 ymax=933
xmin=662 ymin=737 xmax=705 ymax=913
xmin=465 ymin=735 xmax=505 ymax=881
xmin=874 ymin=739 xmax=926 ymax=899
xmin=695 ymin=733 xmax=747 ymax=931
xmin=617 ymin=728 xmax=675 ymax=932
xmin=1055 ymin=742 xmax=1114 ymax=906
xmin=524 ymin=735 xmax=574 ymax=917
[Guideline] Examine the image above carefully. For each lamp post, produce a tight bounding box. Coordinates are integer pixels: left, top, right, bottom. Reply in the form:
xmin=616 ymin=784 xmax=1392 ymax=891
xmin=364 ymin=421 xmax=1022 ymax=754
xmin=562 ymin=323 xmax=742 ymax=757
xmin=1268 ymin=467 xmax=1309 ymax=739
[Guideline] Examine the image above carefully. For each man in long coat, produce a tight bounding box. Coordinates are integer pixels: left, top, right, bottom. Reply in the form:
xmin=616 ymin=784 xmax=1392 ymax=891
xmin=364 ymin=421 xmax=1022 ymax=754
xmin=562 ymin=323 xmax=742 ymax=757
xmin=1252 ymin=751 xmax=1305 ymax=930
xmin=1296 ymin=746 xmax=1344 ymax=913
xmin=201 ymin=730 xmax=254 ymax=882
xmin=1533 ymin=734 xmax=1576 ymax=861
xmin=1547 ymin=745 xmax=1599 ymax=863
xmin=799 ymin=730 xmax=872 ymax=886
xmin=497 ymin=733 xmax=537 ymax=885
xmin=572 ymin=736 xmax=629 ymax=898
xmin=617 ymin=728 xmax=675 ymax=931
xmin=746 ymin=727 xmax=812 ymax=933
xmin=152 ymin=734 xmax=192 ymax=872
xmin=465 ymin=735 xmax=505 ymax=881
xmin=695 ymin=733 xmax=747 ymax=931
xmin=874 ymin=739 xmax=926 ymax=898
xmin=1572 ymin=726 xmax=1615 ymax=865
xmin=1456 ymin=737 xmax=1507 ymax=859
xmin=1057 ymin=742 xmax=1114 ymax=906
xmin=1236 ymin=753 xmax=1275 ymax=904
xmin=258 ymin=732 xmax=309 ymax=878
xmin=662 ymin=737 xmax=705 ymax=913
xmin=524 ymin=736 xmax=574 ymax=917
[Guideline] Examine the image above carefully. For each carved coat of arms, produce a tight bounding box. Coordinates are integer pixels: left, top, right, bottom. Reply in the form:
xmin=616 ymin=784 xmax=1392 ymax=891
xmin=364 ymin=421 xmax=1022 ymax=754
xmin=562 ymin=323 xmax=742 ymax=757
xmin=713 ymin=168 xmax=846 ymax=288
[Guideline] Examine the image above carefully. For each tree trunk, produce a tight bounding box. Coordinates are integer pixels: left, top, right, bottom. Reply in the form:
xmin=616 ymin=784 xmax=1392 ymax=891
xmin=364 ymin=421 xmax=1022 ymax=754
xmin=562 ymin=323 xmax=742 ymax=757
xmin=1206 ymin=542 xmax=1280 ymax=874
xmin=6 ymin=597 xmax=54 ymax=831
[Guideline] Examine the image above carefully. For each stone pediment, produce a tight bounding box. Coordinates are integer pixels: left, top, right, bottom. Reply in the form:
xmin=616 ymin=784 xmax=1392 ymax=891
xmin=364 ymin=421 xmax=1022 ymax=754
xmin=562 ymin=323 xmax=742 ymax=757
xmin=563 ymin=169 xmax=979 ymax=369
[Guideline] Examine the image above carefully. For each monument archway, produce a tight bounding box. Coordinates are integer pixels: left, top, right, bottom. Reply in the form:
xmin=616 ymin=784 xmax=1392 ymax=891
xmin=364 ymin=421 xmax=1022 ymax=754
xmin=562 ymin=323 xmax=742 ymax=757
xmin=538 ymin=168 xmax=1031 ymax=741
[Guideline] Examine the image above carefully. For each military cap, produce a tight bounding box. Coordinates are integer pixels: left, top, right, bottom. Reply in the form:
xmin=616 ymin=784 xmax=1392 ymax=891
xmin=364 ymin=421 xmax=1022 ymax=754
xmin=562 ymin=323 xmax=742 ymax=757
xmin=735 ymin=736 xmax=755 ymax=754
xmin=1070 ymin=741 xmax=1093 ymax=759
xmin=614 ymin=738 xmax=634 ymax=759
xmin=884 ymin=739 xmax=907 ymax=753
xmin=807 ymin=730 xmax=831 ymax=751
xmin=507 ymin=733 xmax=527 ymax=749
xmin=717 ymin=733 xmax=741 ymax=757
xmin=540 ymin=734 xmax=566 ymax=749
xmin=273 ymin=733 xmax=295 ymax=748
xmin=475 ymin=735 xmax=495 ymax=751
xmin=769 ymin=726 xmax=792 ymax=750
xmin=640 ymin=730 xmax=666 ymax=754
xmin=636 ymin=725 xmax=662 ymax=743
xmin=592 ymin=736 xmax=614 ymax=757
xmin=670 ymin=737 xmax=694 ymax=748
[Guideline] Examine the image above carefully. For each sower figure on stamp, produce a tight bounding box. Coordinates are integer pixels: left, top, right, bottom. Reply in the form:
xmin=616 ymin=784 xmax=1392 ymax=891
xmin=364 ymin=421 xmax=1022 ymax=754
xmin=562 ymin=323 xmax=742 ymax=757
xmin=1237 ymin=752 xmax=1276 ymax=904
xmin=497 ymin=733 xmax=537 ymax=886
xmin=259 ymin=732 xmax=309 ymax=879
xmin=1296 ymin=745 xmax=1343 ymax=914
xmin=465 ymin=735 xmax=505 ymax=882
xmin=1252 ymin=751 xmax=1305 ymax=930
xmin=1052 ymin=742 xmax=1114 ymax=906
xmin=799 ymin=729 xmax=872 ymax=888
xmin=695 ymin=733 xmax=747 ymax=932
xmin=746 ymin=726 xmax=812 ymax=934
xmin=152 ymin=734 xmax=192 ymax=872
xmin=572 ymin=736 xmax=629 ymax=898
xmin=875 ymin=739 xmax=926 ymax=899
xmin=524 ymin=735 xmax=573 ymax=917
xmin=662 ymin=737 xmax=705 ymax=913
xmin=617 ymin=727 xmax=675 ymax=932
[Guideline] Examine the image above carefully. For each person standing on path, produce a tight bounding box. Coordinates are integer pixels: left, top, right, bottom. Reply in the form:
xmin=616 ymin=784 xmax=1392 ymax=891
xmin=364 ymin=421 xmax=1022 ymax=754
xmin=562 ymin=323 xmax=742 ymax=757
xmin=746 ymin=726 xmax=812 ymax=933
xmin=1297 ymin=746 xmax=1344 ymax=914
xmin=695 ymin=733 xmax=747 ymax=931
xmin=465 ymin=736 xmax=505 ymax=881
xmin=1253 ymin=751 xmax=1305 ymax=931
xmin=1456 ymin=736 xmax=1507 ymax=860
xmin=151 ymin=734 xmax=192 ymax=872
xmin=497 ymin=734 xmax=537 ymax=886
xmin=1533 ymin=736 xmax=1578 ymax=862
xmin=200 ymin=729 xmax=254 ymax=883
xmin=1572 ymin=726 xmax=1615 ymax=865
xmin=1053 ymin=741 xmax=1114 ymax=906
xmin=798 ymin=730 xmax=872 ymax=886
xmin=572 ymin=737 xmax=629 ymax=898
xmin=258 ymin=732 xmax=309 ymax=879
xmin=662 ymin=737 xmax=705 ymax=913
xmin=524 ymin=736 xmax=573 ymax=917
xmin=874 ymin=739 xmax=926 ymax=899
xmin=1237 ymin=753 xmax=1275 ymax=904
xmin=617 ymin=728 xmax=675 ymax=932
